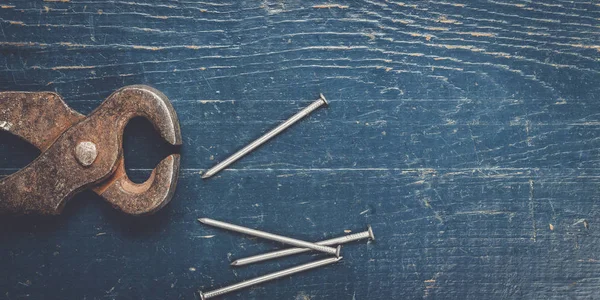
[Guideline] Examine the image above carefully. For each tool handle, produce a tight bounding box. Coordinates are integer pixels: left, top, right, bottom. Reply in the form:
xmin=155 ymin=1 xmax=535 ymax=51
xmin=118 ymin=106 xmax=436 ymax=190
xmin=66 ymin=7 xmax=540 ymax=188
xmin=0 ymin=108 xmax=120 ymax=214
xmin=0 ymin=92 xmax=84 ymax=151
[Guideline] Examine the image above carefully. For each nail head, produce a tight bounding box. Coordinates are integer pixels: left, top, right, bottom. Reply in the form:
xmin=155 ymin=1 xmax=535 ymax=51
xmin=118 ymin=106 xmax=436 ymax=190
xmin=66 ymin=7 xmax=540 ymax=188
xmin=367 ymin=225 xmax=375 ymax=241
xmin=319 ymin=93 xmax=329 ymax=106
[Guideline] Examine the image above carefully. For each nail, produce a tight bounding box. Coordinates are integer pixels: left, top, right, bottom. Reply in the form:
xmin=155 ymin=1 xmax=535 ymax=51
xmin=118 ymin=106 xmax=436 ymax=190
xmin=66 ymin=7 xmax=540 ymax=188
xmin=198 ymin=256 xmax=342 ymax=299
xmin=202 ymin=94 xmax=328 ymax=179
xmin=231 ymin=225 xmax=374 ymax=267
xmin=198 ymin=218 xmax=341 ymax=256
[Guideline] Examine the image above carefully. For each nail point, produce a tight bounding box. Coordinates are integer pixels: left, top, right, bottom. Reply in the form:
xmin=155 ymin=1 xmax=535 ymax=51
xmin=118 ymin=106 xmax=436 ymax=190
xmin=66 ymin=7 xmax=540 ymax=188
xmin=367 ymin=225 xmax=375 ymax=241
xmin=230 ymin=260 xmax=239 ymax=266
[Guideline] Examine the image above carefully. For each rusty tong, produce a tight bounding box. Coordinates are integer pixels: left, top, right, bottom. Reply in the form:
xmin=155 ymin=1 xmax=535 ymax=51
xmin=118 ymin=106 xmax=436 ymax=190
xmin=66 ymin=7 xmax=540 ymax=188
xmin=0 ymin=85 xmax=182 ymax=215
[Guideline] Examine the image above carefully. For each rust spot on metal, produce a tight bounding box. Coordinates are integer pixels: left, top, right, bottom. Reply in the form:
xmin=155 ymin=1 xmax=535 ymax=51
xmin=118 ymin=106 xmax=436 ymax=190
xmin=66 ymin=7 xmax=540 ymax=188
xmin=0 ymin=85 xmax=182 ymax=215
xmin=0 ymin=92 xmax=84 ymax=151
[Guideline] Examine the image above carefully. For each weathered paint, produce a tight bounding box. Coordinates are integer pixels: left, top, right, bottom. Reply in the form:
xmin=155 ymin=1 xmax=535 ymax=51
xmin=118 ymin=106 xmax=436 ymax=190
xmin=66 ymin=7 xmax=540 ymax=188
xmin=1 ymin=0 xmax=599 ymax=299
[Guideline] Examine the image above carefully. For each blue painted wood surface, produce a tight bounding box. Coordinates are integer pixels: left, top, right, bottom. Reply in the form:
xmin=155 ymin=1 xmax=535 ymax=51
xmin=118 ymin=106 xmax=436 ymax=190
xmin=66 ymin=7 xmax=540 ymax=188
xmin=1 ymin=1 xmax=599 ymax=299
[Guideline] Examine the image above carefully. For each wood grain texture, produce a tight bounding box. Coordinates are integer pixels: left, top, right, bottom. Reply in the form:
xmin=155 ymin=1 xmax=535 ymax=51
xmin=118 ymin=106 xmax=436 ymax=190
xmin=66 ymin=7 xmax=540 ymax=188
xmin=0 ymin=0 xmax=599 ymax=299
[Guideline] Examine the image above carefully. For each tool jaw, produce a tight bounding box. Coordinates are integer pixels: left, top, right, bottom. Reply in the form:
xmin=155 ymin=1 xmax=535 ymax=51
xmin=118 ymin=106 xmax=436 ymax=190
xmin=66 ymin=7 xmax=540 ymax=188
xmin=93 ymin=154 xmax=181 ymax=216
xmin=117 ymin=85 xmax=182 ymax=146
xmin=90 ymin=85 xmax=182 ymax=215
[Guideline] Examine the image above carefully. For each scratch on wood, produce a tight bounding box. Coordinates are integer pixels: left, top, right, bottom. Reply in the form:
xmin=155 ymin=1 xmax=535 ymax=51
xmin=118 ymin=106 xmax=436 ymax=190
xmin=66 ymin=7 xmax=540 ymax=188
xmin=455 ymin=32 xmax=497 ymax=37
xmin=421 ymin=197 xmax=444 ymax=224
xmin=454 ymin=210 xmax=513 ymax=216
xmin=525 ymin=120 xmax=533 ymax=146
xmin=277 ymin=173 xmax=295 ymax=178
xmin=18 ymin=280 xmax=32 ymax=287
xmin=424 ymin=278 xmax=436 ymax=297
xmin=392 ymin=2 xmax=419 ymax=8
xmin=577 ymin=259 xmax=600 ymax=263
xmin=432 ymin=1 xmax=466 ymax=7
xmin=312 ymin=4 xmax=349 ymax=9
xmin=529 ymin=179 xmax=536 ymax=242
xmin=574 ymin=219 xmax=590 ymax=230
xmin=51 ymin=65 xmax=95 ymax=70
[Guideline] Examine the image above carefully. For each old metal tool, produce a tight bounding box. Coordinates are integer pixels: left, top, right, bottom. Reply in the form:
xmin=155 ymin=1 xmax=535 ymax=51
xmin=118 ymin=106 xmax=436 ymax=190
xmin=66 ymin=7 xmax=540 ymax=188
xmin=0 ymin=85 xmax=182 ymax=215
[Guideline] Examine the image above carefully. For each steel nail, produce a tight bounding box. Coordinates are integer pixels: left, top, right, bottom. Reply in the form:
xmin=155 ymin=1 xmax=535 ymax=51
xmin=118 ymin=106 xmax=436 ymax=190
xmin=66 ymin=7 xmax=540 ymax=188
xmin=198 ymin=218 xmax=341 ymax=256
xmin=198 ymin=256 xmax=342 ymax=299
xmin=201 ymin=94 xmax=328 ymax=179
xmin=231 ymin=225 xmax=375 ymax=267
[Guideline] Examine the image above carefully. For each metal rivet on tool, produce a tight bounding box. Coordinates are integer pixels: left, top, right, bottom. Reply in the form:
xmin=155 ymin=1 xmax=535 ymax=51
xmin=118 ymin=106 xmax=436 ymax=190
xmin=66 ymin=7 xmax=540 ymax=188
xmin=231 ymin=225 xmax=375 ymax=267
xmin=201 ymin=94 xmax=328 ymax=179
xmin=198 ymin=218 xmax=341 ymax=256
xmin=74 ymin=141 xmax=97 ymax=167
xmin=198 ymin=256 xmax=342 ymax=300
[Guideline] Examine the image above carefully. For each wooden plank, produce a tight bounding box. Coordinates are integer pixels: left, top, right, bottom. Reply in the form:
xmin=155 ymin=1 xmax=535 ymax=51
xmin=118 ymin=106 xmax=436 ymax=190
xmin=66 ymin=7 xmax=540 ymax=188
xmin=1 ymin=0 xmax=599 ymax=299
